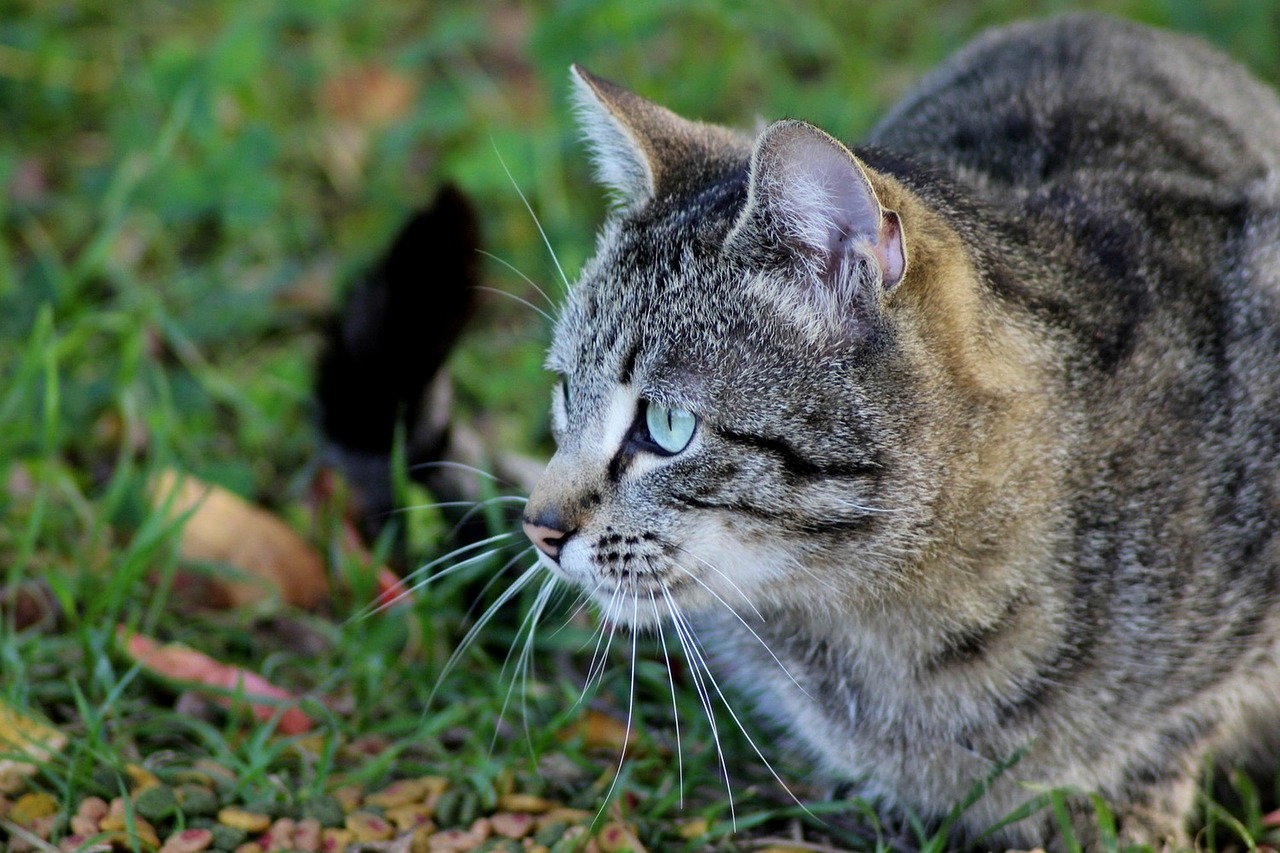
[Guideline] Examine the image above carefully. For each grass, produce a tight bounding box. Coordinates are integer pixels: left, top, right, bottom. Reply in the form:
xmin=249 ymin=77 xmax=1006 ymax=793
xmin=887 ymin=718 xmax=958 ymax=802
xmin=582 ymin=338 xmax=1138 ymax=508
xmin=4 ymin=0 xmax=1280 ymax=850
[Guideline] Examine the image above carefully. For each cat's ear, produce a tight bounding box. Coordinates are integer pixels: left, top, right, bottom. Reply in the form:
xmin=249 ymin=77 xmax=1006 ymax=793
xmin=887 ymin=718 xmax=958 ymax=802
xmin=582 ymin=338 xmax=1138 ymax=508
xmin=570 ymin=64 xmax=747 ymax=211
xmin=731 ymin=120 xmax=906 ymax=298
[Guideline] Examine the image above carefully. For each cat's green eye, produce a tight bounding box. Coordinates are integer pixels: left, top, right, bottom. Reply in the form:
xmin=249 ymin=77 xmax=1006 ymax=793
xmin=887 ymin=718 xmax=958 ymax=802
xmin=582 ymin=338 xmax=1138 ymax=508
xmin=644 ymin=401 xmax=697 ymax=455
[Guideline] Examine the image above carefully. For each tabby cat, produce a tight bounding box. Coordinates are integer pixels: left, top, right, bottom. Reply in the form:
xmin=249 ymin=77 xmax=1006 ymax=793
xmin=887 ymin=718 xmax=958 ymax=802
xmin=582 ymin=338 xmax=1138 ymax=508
xmin=520 ymin=14 xmax=1280 ymax=849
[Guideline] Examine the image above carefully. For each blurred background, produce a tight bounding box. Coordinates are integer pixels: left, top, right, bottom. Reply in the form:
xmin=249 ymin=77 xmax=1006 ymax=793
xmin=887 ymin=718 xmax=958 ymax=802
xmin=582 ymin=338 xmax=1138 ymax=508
xmin=3 ymin=1 xmax=1280 ymax=848
xmin=5 ymin=0 xmax=1278 ymax=516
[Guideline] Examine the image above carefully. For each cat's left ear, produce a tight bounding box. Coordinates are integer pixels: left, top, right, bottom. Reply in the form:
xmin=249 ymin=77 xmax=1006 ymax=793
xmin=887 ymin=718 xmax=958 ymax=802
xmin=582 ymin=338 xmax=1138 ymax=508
xmin=730 ymin=120 xmax=906 ymax=296
xmin=570 ymin=64 xmax=748 ymax=211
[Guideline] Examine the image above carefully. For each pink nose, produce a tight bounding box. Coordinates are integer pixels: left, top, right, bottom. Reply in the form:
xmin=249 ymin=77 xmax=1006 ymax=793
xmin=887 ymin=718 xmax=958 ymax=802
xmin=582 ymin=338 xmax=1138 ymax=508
xmin=523 ymin=520 xmax=569 ymax=561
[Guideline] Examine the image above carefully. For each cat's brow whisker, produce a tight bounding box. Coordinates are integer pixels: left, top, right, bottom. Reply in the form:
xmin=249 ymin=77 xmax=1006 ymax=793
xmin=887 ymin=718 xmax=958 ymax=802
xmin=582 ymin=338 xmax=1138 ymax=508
xmin=478 ymin=249 xmax=556 ymax=309
xmin=670 ymin=561 xmax=812 ymax=701
xmin=475 ymin=285 xmax=554 ymax=323
xmin=491 ymin=138 xmax=570 ymax=292
xmin=649 ymin=590 xmax=684 ymax=807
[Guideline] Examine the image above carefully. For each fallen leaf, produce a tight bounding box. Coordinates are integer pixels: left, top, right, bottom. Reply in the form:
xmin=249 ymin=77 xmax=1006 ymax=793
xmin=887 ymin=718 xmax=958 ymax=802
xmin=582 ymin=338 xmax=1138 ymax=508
xmin=558 ymin=710 xmax=631 ymax=753
xmin=0 ymin=699 xmax=66 ymax=789
xmin=320 ymin=65 xmax=416 ymax=127
xmin=150 ymin=468 xmax=329 ymax=609
xmin=119 ymin=626 xmax=314 ymax=734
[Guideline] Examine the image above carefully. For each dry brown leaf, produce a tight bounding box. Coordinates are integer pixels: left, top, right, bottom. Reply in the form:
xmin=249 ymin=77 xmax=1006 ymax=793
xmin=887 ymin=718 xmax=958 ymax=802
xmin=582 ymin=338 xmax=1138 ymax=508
xmin=151 ymin=468 xmax=329 ymax=609
xmin=320 ymin=65 xmax=416 ymax=127
xmin=559 ymin=710 xmax=632 ymax=753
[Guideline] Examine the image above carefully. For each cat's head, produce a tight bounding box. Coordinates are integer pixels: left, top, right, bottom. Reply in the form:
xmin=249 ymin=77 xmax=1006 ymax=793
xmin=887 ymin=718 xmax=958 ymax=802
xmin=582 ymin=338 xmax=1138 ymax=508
xmin=522 ymin=67 xmax=972 ymax=629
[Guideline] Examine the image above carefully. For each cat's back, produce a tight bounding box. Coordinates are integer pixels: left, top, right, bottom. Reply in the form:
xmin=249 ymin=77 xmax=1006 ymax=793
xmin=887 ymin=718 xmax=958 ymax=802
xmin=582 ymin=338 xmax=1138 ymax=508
xmin=868 ymin=14 xmax=1280 ymax=196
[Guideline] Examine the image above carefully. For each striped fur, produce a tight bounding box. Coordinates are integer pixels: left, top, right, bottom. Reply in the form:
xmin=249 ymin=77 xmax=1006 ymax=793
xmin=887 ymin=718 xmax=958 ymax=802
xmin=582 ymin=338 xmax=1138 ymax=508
xmin=524 ymin=14 xmax=1280 ymax=848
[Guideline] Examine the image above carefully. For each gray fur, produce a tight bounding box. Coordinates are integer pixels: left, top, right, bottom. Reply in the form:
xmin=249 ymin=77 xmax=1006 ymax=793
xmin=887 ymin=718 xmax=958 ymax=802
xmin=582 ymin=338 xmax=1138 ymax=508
xmin=523 ymin=14 xmax=1280 ymax=848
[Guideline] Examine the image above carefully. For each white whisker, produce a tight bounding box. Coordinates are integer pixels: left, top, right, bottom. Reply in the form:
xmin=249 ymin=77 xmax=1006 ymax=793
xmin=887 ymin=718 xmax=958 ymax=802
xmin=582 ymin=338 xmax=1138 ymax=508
xmin=670 ymin=542 xmax=765 ymax=621
xmin=669 ymin=598 xmax=814 ymax=819
xmin=400 ymin=531 xmax=522 ymax=589
xmin=490 ymin=570 xmax=558 ymax=757
xmin=669 ymin=561 xmax=813 ymax=701
xmin=478 ymin=249 xmax=556 ymax=309
xmin=408 ymin=459 xmax=528 ymax=492
xmin=581 ymin=585 xmax=622 ymax=699
xmin=598 ymin=596 xmax=640 ymax=814
xmin=427 ymin=560 xmax=545 ymax=706
xmin=491 ymin=138 xmax=570 ymax=292
xmin=475 ymin=285 xmax=554 ymax=323
xmin=650 ymin=590 xmax=684 ymax=807
xmin=661 ymin=582 xmax=736 ymax=829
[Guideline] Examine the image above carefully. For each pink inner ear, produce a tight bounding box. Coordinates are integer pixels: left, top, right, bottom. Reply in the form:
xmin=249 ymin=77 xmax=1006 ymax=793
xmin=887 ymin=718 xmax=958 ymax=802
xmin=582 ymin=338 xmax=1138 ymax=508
xmin=876 ymin=210 xmax=906 ymax=289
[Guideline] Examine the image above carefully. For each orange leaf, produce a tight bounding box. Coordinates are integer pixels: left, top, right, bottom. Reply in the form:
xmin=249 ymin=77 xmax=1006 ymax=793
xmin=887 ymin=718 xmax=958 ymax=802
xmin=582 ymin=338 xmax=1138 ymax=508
xmin=119 ymin=627 xmax=313 ymax=735
xmin=151 ymin=468 xmax=329 ymax=609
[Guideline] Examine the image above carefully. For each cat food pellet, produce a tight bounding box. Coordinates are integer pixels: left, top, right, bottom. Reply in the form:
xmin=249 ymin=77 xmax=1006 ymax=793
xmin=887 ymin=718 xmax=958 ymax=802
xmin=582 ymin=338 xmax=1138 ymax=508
xmin=126 ymin=763 xmax=162 ymax=792
xmin=425 ymin=825 xmax=488 ymax=852
xmin=57 ymin=835 xmax=91 ymax=852
xmin=495 ymin=794 xmax=553 ymax=814
xmin=71 ymin=795 xmax=109 ymax=835
xmin=677 ymin=818 xmax=709 ymax=839
xmin=596 ymin=822 xmax=645 ymax=853
xmin=300 ymin=794 xmax=345 ymax=827
xmin=384 ymin=801 xmax=434 ymax=830
xmin=331 ymin=784 xmax=363 ymax=813
xmin=293 ymin=817 xmax=322 ymax=852
xmin=217 ymin=807 xmax=272 ymax=833
xmin=432 ymin=788 xmax=463 ymax=826
xmin=488 ymin=811 xmax=534 ymax=839
xmin=345 ymin=809 xmax=394 ymax=841
xmin=206 ymin=821 xmax=248 ymax=850
xmin=159 ymin=827 xmax=215 ymax=853
xmin=176 ymin=784 xmax=219 ymax=817
xmin=537 ymin=807 xmax=590 ymax=827
xmin=547 ymin=825 xmax=589 ymax=853
xmin=365 ymin=777 xmax=430 ymax=808
xmin=100 ymin=812 xmax=162 ymax=849
xmin=532 ymin=821 xmax=567 ymax=846
xmin=232 ymin=843 xmax=264 ymax=853
xmin=264 ymin=816 xmax=295 ymax=847
xmin=135 ymin=784 xmax=180 ymax=820
xmin=320 ymin=827 xmax=354 ymax=852
xmin=10 ymin=791 xmax=57 ymax=823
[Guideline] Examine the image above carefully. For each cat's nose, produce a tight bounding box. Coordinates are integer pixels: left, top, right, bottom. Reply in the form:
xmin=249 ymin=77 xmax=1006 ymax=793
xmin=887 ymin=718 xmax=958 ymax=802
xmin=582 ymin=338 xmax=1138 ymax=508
xmin=522 ymin=516 xmax=573 ymax=562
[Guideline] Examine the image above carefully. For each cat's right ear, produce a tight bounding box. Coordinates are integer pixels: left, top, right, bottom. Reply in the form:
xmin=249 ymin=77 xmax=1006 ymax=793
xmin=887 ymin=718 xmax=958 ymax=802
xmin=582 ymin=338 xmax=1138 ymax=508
xmin=570 ymin=65 xmax=746 ymax=211
xmin=729 ymin=120 xmax=906 ymax=329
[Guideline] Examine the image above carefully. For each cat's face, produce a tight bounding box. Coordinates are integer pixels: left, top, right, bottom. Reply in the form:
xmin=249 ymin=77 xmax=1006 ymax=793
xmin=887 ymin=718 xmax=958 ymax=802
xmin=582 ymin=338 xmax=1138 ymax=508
xmin=522 ymin=67 xmax=915 ymax=628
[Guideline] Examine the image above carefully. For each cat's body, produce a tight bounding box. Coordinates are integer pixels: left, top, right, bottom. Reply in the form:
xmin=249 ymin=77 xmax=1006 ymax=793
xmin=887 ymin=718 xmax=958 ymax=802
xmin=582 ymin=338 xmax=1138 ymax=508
xmin=522 ymin=14 xmax=1280 ymax=847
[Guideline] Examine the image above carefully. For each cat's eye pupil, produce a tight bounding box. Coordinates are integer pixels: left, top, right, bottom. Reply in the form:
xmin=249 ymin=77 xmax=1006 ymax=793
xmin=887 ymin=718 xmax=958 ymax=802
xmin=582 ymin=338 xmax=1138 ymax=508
xmin=643 ymin=400 xmax=697 ymax=455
